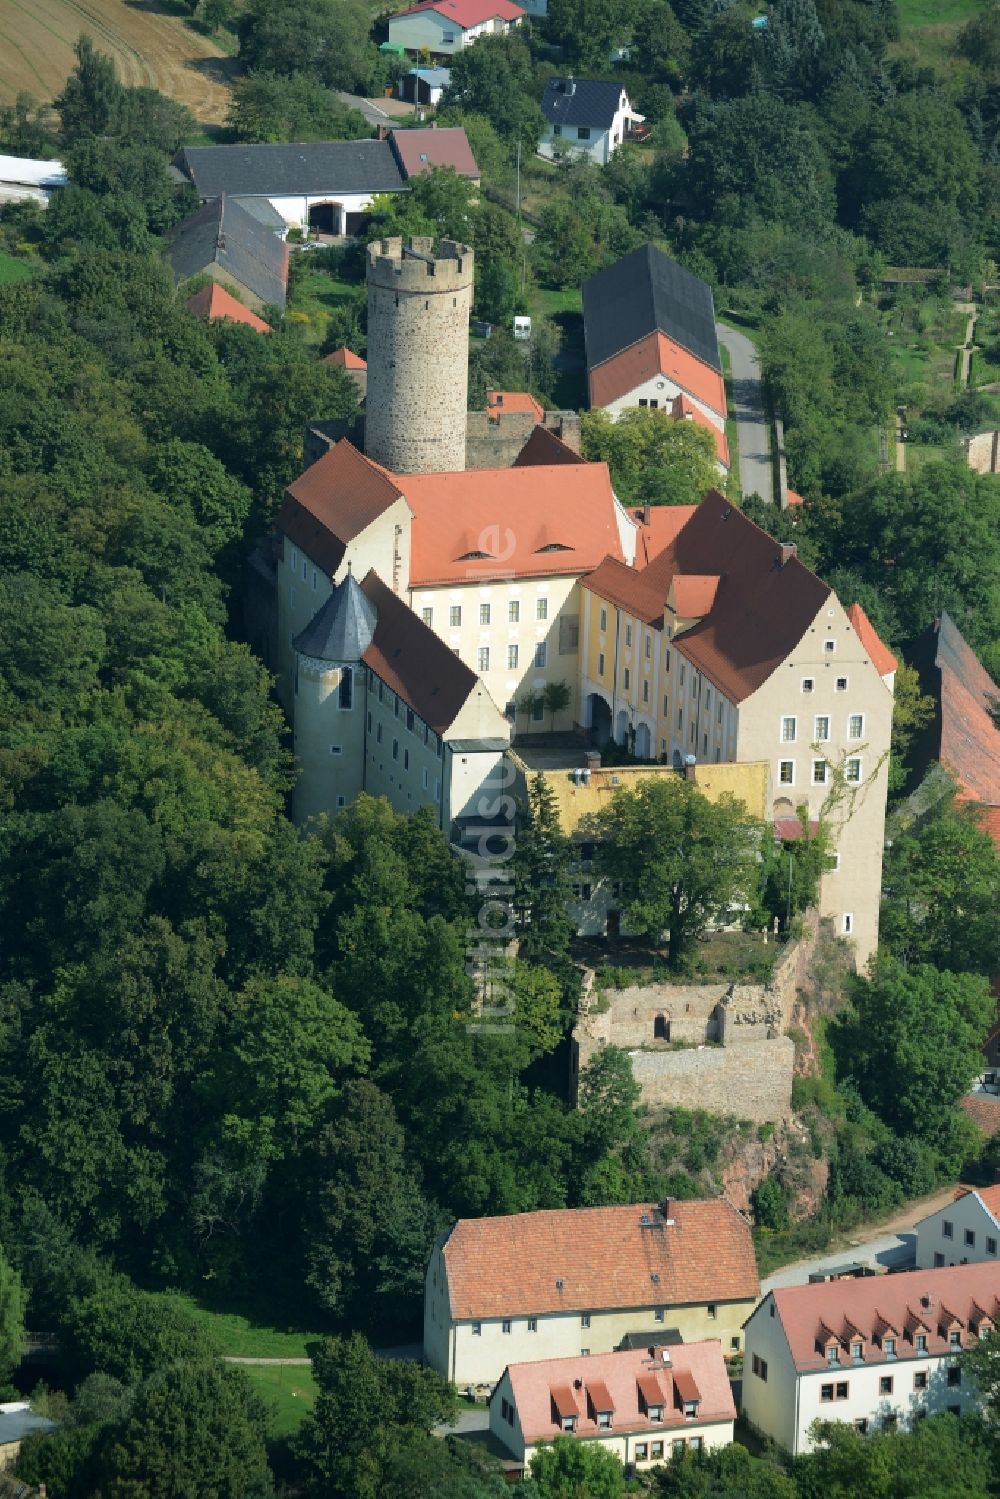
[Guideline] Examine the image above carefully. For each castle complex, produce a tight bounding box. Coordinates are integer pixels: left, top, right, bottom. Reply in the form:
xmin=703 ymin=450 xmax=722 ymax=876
xmin=255 ymin=237 xmax=896 ymax=965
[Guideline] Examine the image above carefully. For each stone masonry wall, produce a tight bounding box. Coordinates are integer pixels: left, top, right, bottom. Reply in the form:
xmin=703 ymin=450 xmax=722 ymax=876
xmin=628 ymin=1037 xmax=795 ymax=1123
xmin=465 ymin=409 xmax=582 ymax=469
xmin=365 ymin=236 xmax=473 ymax=474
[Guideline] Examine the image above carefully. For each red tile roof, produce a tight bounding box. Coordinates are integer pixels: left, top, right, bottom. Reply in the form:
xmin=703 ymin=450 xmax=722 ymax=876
xmin=403 ymin=462 xmax=626 ymax=586
xmin=962 ymin=1092 xmax=1000 ymax=1137
xmin=846 ymin=602 xmax=897 ymax=677
xmin=785 ymin=489 xmax=805 ymax=506
xmin=441 ymin=1199 xmax=758 ymax=1321
xmin=392 ymin=0 xmax=523 ymax=25
xmin=584 ymin=496 xmax=831 ymax=703
xmin=322 ymin=346 xmax=366 ymax=370
xmin=487 ymin=388 xmax=545 ymax=423
xmin=359 ymin=570 xmax=482 ymax=733
xmin=631 ymin=506 xmax=696 ymax=567
xmin=764 ymin=1263 xmax=1000 ymax=1372
xmin=954 ymin=1184 xmax=1000 ymax=1224
xmin=671 ymin=395 xmax=730 ymax=468
xmin=277 ymin=439 xmax=405 ymax=576
xmin=185 ymin=282 xmax=271 ymax=332
xmin=976 ymin=804 xmax=1000 ymax=851
xmin=590 ymin=331 xmax=726 ymax=421
xmin=513 ymin=426 xmax=586 ymax=467
xmin=773 ymin=817 xmax=821 ymax=841
xmin=502 ymin=1342 xmax=735 ymax=1447
xmin=933 ymin=612 xmax=1000 ymax=814
xmin=391 ymin=125 xmax=480 ymax=181
xmin=670 ymin=574 xmax=720 ymax=618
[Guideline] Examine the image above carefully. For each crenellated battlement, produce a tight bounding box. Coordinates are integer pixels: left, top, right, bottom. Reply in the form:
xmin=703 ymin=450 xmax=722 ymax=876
xmin=367 ymin=236 xmax=474 ymax=293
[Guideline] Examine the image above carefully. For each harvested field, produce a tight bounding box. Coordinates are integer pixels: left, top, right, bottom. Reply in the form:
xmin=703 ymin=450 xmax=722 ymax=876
xmin=0 ymin=0 xmax=235 ymax=123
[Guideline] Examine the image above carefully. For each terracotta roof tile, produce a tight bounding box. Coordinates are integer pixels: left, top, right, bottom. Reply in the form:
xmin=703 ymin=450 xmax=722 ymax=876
xmin=763 ymin=1263 xmax=1000 ymax=1371
xmin=631 ymin=506 xmax=697 ymax=567
xmin=670 ymin=574 xmax=720 ymax=618
xmin=846 ymin=602 xmax=897 ymax=676
xmin=503 ymin=1342 xmax=735 ymax=1447
xmin=185 ymin=282 xmax=271 ymax=332
xmin=590 ymin=331 xmax=726 ymax=419
xmin=583 ymin=496 xmax=831 ymax=703
xmin=276 ymin=440 xmax=405 ymax=576
xmin=392 ymin=0 xmax=523 ymax=24
xmin=671 ymin=395 xmax=730 ymax=467
xmin=404 ymin=463 xmax=626 ymax=586
xmin=672 ymin=1368 xmax=701 ymax=1403
xmin=442 ymin=1199 xmax=757 ymax=1321
xmin=487 ymin=388 xmax=545 ymax=423
xmin=359 ymin=570 xmax=485 ymax=733
xmin=934 ymin=612 xmax=1000 ymax=811
xmin=513 ymin=426 xmax=587 ymax=467
xmin=391 ymin=125 xmax=480 ymax=180
xmin=955 ymin=1183 xmax=1000 ymax=1223
xmin=962 ymin=1093 xmax=1000 ymax=1137
xmin=322 ymin=346 xmax=366 ymax=369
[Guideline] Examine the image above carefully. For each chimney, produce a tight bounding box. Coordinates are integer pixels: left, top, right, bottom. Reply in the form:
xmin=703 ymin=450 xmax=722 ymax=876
xmin=683 ymin=754 xmax=697 ymax=781
xmin=376 ymin=123 xmax=388 ymax=141
xmin=585 ymin=749 xmax=601 ymax=770
xmin=779 ymin=543 xmax=797 ymax=567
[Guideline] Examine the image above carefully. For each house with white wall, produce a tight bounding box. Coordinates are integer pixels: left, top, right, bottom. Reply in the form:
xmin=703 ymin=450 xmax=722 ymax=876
xmin=388 ymin=0 xmax=524 ymax=55
xmin=489 ymin=1341 xmax=736 ymax=1475
xmin=424 ymin=1198 xmax=758 ymax=1391
xmin=540 ymin=78 xmax=644 ymax=167
xmin=743 ymin=1263 xmax=1000 ymax=1455
xmin=583 ymin=244 xmax=728 ymax=469
xmin=914 ymin=1185 xmax=1000 ymax=1270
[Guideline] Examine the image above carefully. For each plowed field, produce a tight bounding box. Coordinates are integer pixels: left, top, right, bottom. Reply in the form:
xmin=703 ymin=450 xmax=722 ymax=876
xmin=0 ymin=0 xmax=234 ymax=122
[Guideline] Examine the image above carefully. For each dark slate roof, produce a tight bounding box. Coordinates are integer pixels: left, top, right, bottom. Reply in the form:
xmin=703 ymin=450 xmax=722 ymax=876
xmin=293 ymin=573 xmax=378 ymax=662
xmin=231 ymin=195 xmax=288 ymax=231
xmin=165 ymin=196 xmax=288 ymax=309
xmin=542 ymin=77 xmax=626 ymax=131
xmin=583 ymin=243 xmax=721 ymax=374
xmin=173 ymin=140 xmax=406 ymax=201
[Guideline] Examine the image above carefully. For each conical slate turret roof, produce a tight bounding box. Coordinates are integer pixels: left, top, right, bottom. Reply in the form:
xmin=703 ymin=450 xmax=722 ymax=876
xmin=293 ymin=572 xmax=377 ymax=662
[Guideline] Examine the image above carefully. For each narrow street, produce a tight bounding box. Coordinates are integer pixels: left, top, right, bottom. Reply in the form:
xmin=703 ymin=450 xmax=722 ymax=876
xmin=716 ymin=321 xmax=775 ymax=503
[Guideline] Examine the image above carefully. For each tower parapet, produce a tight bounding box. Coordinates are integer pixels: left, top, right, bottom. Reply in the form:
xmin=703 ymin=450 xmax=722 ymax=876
xmin=364 ymin=236 xmax=474 ymax=474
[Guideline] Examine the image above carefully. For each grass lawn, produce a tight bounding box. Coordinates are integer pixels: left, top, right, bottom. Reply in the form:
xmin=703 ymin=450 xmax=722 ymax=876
xmin=533 ymin=285 xmax=582 ymax=319
xmin=285 ymin=264 xmax=362 ymax=347
xmin=905 ymin=440 xmax=954 ymax=471
xmin=156 ymin=1292 xmax=319 ymax=1358
xmin=896 ymin=0 xmax=981 ymax=25
xmin=890 ymin=0 xmax=983 ymax=69
xmin=243 ymin=1364 xmax=319 ymax=1437
xmin=0 ymin=251 xmax=32 ymax=284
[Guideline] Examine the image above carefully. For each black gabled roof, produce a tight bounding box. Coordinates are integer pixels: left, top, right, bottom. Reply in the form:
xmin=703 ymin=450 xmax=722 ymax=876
xmin=541 ymin=77 xmax=627 ymax=131
xmin=173 ymin=140 xmax=406 ymax=200
xmin=165 ymin=196 xmax=288 ymax=309
xmin=582 ymin=242 xmax=721 ymax=375
xmin=293 ymin=572 xmax=378 ymax=663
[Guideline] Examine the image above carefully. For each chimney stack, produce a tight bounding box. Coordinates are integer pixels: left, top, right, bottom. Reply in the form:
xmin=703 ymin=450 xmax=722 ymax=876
xmin=779 ymin=543 xmax=797 ymax=567
xmin=586 ymin=749 xmax=601 ymax=770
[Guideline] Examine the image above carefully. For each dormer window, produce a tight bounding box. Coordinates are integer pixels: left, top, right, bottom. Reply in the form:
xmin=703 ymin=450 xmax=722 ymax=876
xmin=597 ymin=1410 xmax=613 ymax=1429
xmin=684 ymin=1400 xmax=699 ymax=1419
xmin=562 ymin=1414 xmax=576 ymax=1431
xmin=826 ymin=1344 xmax=840 ymax=1365
xmin=916 ymin=1334 xmax=927 ymax=1353
xmin=950 ymin=1330 xmax=962 ymax=1349
xmin=851 ymin=1341 xmax=863 ymax=1361
xmin=884 ymin=1338 xmax=896 ymax=1358
xmin=647 ymin=1404 xmax=663 ymax=1421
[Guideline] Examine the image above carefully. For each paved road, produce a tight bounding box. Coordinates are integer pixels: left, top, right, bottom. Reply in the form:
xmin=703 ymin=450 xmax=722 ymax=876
xmin=716 ymin=321 xmax=774 ymax=504
xmin=335 ymin=90 xmax=412 ymax=128
xmin=761 ymin=1184 xmax=958 ymax=1292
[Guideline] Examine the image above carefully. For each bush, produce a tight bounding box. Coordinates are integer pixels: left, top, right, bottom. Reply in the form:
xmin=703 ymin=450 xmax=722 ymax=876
xmin=752 ymin=1176 xmax=789 ymax=1231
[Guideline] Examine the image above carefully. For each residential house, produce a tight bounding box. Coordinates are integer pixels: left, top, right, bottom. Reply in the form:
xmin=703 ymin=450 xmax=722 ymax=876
xmin=489 ymin=1341 xmax=736 ymax=1475
xmin=398 ymin=66 xmax=452 ymax=108
xmin=905 ymin=610 xmax=1000 ymax=853
xmin=185 ymin=281 xmax=272 ymax=332
xmin=388 ymin=0 xmax=524 ymax=56
xmin=914 ymin=1185 xmax=1000 ymax=1270
xmin=743 ymin=1264 xmax=1000 ymax=1455
xmin=166 ymin=196 xmax=289 ymax=310
xmin=583 ymin=244 xmax=727 ymax=469
xmin=540 ymin=79 xmax=644 ymax=167
xmin=0 ymin=1404 xmax=56 ymax=1470
xmin=173 ymin=129 xmax=479 ymax=237
xmin=423 ymin=1198 xmax=759 ymax=1389
xmin=322 ymin=346 xmax=368 ymax=398
xmin=577 ymin=501 xmax=896 ymax=966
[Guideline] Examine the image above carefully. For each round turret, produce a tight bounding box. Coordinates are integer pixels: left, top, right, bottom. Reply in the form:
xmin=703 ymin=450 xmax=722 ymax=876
xmin=364 ymin=236 xmax=473 ymax=474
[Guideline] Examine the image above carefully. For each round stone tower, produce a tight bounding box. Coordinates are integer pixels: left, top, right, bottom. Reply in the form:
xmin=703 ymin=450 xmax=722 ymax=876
xmin=364 ymin=235 xmax=473 ymax=474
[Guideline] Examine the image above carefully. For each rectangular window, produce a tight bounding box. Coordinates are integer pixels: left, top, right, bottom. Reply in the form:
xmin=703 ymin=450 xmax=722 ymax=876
xmin=643 ymin=681 xmax=649 ymax=704
xmin=914 ymin=1371 xmax=928 ymax=1390
xmin=624 ymin=668 xmax=630 ymax=690
xmin=855 ymin=1418 xmax=868 ymax=1434
xmin=802 ymin=677 xmax=814 ymax=693
xmin=690 ymin=1437 xmax=703 ymax=1452
xmin=502 ymin=1319 xmax=511 ymax=1334
xmin=598 ymin=652 xmax=605 ymax=676
xmin=509 ymin=600 xmax=520 ymax=623
xmin=845 ymin=757 xmax=862 ymax=783
xmin=581 ymin=1313 xmax=591 ymax=1328
xmin=821 ymin=1384 xmax=834 ymax=1402
xmin=339 ymin=668 xmax=353 ymax=710
xmin=599 ymin=607 xmax=607 ymax=632
xmin=843 ymin=913 xmax=853 ymax=934
xmin=965 ymin=1229 xmax=976 ymax=1247
xmin=625 ymin=624 xmax=632 ymax=647
xmin=880 ymin=1376 xmax=893 ymax=1395
xmin=836 ymin=1382 xmax=849 ymax=1399
xmin=651 ymin=1441 xmax=663 ymax=1459
xmin=950 ymin=1330 xmax=962 ymax=1348
xmin=422 ymin=768 xmax=428 ymax=790
xmin=824 ymin=639 xmax=836 ymax=653
xmin=916 ymin=1335 xmax=927 ymax=1353
xmin=677 ymin=709 xmax=683 ymax=729
xmin=508 ymin=644 xmax=518 ymax=669
xmin=312 ymin=569 xmax=317 ymax=591
xmin=988 ymin=1237 xmax=997 ymax=1256
xmin=836 ymin=676 xmax=848 ymax=691
xmin=597 ymin=1411 xmax=612 ymax=1429
xmin=849 ymin=713 xmax=864 ymax=738
xmin=654 ymin=1309 xmax=665 ymax=1323
xmin=707 ymin=1304 xmax=717 ymax=1320
xmin=812 ymin=760 xmax=828 ymax=784
xmin=852 ymin=1342 xmax=863 ymax=1360
xmin=532 ymin=698 xmax=544 ymax=721
xmin=478 ymin=647 xmax=490 ymax=672
xmin=680 ymin=665 xmax=685 ymax=686
xmin=450 ymin=605 xmax=462 ymax=627
xmin=884 ymin=1340 xmax=895 ymax=1359
xmin=577 ymin=126 xmax=591 ymax=139
xmin=479 ymin=602 xmax=491 ymax=625
xmin=392 ymin=740 xmax=398 ymax=761
xmin=947 ymin=1366 xmax=961 ymax=1388
xmin=534 ymin=642 xmax=547 ymax=668
xmin=645 ymin=634 xmax=651 ymax=659
xmin=537 ymin=597 xmax=548 ymax=620
xmin=779 ymin=761 xmax=795 ymax=785
xmin=781 ymin=716 xmax=797 ymax=742
xmin=528 ymin=1317 xmax=537 ymax=1332
xmin=329 ymin=745 xmax=342 ymax=755
xmin=635 ymin=1443 xmax=648 ymax=1461
xmin=814 ymin=715 xmax=830 ymax=741
xmin=472 ymin=1322 xmax=482 ymax=1336
xmin=943 ymin=1220 xmax=954 ymax=1238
